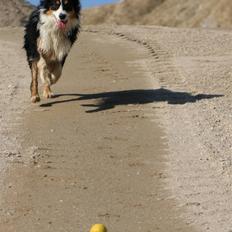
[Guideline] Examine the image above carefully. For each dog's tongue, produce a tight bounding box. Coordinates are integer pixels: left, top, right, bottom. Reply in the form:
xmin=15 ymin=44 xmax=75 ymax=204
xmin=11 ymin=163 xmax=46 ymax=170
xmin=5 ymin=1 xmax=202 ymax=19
xmin=57 ymin=20 xmax=66 ymax=30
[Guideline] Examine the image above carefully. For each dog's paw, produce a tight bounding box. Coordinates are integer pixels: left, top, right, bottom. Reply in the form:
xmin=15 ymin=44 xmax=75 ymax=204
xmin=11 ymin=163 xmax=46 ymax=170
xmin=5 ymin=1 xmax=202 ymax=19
xmin=43 ymin=90 xmax=55 ymax=99
xmin=31 ymin=95 xmax=41 ymax=103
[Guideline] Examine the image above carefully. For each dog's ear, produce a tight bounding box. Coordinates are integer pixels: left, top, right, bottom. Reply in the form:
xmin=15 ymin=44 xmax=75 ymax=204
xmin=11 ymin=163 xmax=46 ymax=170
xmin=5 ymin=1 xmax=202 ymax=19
xmin=39 ymin=0 xmax=49 ymax=9
xmin=72 ymin=0 xmax=81 ymax=18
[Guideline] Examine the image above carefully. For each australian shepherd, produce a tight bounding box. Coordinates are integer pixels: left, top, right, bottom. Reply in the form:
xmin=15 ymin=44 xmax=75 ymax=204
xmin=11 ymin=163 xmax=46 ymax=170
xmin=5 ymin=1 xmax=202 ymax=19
xmin=24 ymin=0 xmax=81 ymax=103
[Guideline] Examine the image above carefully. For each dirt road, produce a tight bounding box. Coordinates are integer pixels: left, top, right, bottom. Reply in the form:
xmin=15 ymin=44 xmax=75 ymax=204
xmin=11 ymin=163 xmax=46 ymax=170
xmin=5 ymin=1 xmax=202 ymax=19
xmin=0 ymin=31 xmax=194 ymax=232
xmin=1 ymin=26 xmax=232 ymax=232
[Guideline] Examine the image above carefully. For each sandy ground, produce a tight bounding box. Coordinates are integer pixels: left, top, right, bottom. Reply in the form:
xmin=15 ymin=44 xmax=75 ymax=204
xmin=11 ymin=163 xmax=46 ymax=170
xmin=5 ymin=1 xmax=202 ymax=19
xmin=0 ymin=28 xmax=29 ymax=183
xmin=0 ymin=26 xmax=232 ymax=231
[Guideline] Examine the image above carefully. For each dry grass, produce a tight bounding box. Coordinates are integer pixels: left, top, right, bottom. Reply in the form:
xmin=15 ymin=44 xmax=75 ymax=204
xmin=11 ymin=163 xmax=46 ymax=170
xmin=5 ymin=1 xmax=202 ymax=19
xmin=3 ymin=0 xmax=232 ymax=29
xmin=83 ymin=0 xmax=232 ymax=28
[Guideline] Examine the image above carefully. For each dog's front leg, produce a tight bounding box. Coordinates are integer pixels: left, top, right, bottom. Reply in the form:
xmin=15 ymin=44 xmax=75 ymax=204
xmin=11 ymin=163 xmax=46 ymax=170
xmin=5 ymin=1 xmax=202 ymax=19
xmin=37 ymin=57 xmax=54 ymax=99
xmin=30 ymin=61 xmax=40 ymax=103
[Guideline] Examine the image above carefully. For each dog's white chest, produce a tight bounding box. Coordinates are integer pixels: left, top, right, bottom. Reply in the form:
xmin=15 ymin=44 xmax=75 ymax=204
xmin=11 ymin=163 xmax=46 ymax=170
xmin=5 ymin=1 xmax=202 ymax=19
xmin=38 ymin=15 xmax=71 ymax=61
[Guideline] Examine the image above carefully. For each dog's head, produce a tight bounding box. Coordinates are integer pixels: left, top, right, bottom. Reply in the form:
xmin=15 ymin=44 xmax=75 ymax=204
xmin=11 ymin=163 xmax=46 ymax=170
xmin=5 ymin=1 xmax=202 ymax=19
xmin=40 ymin=0 xmax=81 ymax=30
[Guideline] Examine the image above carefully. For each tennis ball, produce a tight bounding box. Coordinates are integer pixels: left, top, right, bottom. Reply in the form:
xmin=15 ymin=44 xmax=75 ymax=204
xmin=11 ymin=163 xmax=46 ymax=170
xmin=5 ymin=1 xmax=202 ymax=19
xmin=90 ymin=224 xmax=107 ymax=232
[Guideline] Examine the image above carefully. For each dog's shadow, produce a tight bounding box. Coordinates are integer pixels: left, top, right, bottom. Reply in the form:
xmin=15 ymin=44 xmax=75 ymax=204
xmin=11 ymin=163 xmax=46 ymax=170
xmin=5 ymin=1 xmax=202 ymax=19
xmin=40 ymin=88 xmax=223 ymax=113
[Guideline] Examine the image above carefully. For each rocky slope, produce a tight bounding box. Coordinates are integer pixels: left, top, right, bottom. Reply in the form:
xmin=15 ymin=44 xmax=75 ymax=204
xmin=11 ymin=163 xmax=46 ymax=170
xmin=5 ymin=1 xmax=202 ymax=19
xmin=0 ymin=0 xmax=33 ymax=27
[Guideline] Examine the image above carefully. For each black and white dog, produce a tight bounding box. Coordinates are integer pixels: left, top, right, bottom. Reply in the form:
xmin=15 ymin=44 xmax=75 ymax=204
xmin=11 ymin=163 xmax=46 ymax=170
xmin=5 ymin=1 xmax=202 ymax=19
xmin=24 ymin=0 xmax=81 ymax=103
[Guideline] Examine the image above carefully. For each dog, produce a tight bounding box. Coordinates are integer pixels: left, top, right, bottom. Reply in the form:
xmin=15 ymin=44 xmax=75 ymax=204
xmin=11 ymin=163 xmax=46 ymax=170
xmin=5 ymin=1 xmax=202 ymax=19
xmin=24 ymin=0 xmax=81 ymax=103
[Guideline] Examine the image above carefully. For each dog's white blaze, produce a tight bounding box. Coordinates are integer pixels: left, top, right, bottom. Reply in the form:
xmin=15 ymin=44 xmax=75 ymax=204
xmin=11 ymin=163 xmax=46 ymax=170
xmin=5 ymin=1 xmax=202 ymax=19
xmin=39 ymin=11 xmax=72 ymax=62
xmin=53 ymin=3 xmax=66 ymax=21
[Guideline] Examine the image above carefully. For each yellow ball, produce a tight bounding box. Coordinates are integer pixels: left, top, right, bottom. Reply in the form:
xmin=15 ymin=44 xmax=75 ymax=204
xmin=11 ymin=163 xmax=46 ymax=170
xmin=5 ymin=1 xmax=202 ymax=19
xmin=90 ymin=224 xmax=107 ymax=232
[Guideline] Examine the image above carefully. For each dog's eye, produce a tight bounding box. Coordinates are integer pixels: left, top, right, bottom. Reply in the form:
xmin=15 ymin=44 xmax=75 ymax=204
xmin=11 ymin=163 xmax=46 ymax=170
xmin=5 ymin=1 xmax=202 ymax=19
xmin=63 ymin=1 xmax=72 ymax=11
xmin=50 ymin=0 xmax=60 ymax=10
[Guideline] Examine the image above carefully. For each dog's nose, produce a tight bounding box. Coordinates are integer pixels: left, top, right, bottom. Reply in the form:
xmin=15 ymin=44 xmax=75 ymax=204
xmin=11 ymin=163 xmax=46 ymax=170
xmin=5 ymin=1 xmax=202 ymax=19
xmin=59 ymin=13 xmax=67 ymax=20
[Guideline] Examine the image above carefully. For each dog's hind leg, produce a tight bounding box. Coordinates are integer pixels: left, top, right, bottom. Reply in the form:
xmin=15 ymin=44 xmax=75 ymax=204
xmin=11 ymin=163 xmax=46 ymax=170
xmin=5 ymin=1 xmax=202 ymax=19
xmin=43 ymin=84 xmax=54 ymax=99
xmin=50 ymin=62 xmax=62 ymax=85
xmin=43 ymin=62 xmax=62 ymax=98
xmin=38 ymin=58 xmax=63 ymax=99
xmin=30 ymin=61 xmax=40 ymax=103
